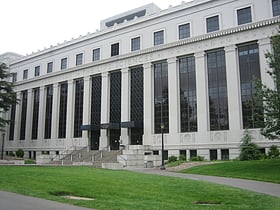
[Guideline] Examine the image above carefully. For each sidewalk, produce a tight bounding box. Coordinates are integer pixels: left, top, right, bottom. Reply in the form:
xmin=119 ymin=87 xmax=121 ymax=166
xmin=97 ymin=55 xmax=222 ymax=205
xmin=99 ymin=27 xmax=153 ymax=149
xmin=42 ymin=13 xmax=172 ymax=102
xmin=127 ymin=168 xmax=280 ymax=198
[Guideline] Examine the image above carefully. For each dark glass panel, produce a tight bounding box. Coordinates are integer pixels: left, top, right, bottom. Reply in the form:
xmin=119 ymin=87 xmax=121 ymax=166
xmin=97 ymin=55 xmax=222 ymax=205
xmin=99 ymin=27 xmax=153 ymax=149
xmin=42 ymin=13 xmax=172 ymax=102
xmin=31 ymin=88 xmax=40 ymax=139
xmin=58 ymin=83 xmax=68 ymax=138
xmin=45 ymin=85 xmax=53 ymax=139
xmin=20 ymin=90 xmax=28 ymax=140
xmin=74 ymin=79 xmax=84 ymax=138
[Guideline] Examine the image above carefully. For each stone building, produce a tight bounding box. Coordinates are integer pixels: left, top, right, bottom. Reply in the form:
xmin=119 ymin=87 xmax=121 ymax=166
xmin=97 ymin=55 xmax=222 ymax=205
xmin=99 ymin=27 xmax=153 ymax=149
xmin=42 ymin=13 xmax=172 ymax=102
xmin=2 ymin=0 xmax=280 ymax=166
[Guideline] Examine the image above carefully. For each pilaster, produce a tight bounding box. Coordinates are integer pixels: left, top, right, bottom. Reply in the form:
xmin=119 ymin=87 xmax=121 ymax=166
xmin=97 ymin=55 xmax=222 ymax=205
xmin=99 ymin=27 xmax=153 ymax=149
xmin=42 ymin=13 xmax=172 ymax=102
xmin=38 ymin=86 xmax=45 ymax=142
xmin=121 ymin=68 xmax=130 ymax=146
xmin=82 ymin=76 xmax=91 ymax=141
xmin=225 ymin=45 xmax=242 ymax=131
xmin=66 ymin=80 xmax=74 ymax=139
xmin=51 ymin=83 xmax=59 ymax=140
xmin=99 ymin=72 xmax=109 ymax=149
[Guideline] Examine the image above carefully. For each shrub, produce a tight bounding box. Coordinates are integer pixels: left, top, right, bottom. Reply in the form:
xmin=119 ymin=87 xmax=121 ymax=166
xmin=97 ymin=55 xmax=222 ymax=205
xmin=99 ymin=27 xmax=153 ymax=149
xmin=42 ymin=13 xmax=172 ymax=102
xmin=268 ymin=145 xmax=280 ymax=159
xmin=25 ymin=159 xmax=36 ymax=164
xmin=168 ymin=156 xmax=177 ymax=163
xmin=239 ymin=130 xmax=261 ymax=161
xmin=190 ymin=156 xmax=204 ymax=161
xmin=8 ymin=151 xmax=15 ymax=157
xmin=16 ymin=149 xmax=24 ymax=158
xmin=179 ymin=154 xmax=186 ymax=161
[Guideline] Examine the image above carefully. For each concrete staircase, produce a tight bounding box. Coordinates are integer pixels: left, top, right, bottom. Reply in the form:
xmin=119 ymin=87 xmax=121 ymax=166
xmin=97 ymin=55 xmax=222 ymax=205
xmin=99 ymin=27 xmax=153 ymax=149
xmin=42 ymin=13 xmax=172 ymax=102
xmin=49 ymin=147 xmax=124 ymax=169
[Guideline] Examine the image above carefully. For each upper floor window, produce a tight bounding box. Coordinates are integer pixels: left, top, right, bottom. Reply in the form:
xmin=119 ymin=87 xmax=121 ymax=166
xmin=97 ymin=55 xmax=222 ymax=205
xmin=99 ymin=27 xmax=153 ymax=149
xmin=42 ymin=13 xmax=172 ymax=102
xmin=35 ymin=66 xmax=40 ymax=77
xmin=92 ymin=48 xmax=100 ymax=61
xmin=206 ymin=15 xmax=219 ymax=33
xmin=12 ymin=73 xmax=17 ymax=82
xmin=131 ymin=37 xmax=140 ymax=51
xmin=237 ymin=7 xmax=252 ymax=25
xmin=154 ymin=30 xmax=164 ymax=46
xmin=23 ymin=69 xmax=28 ymax=80
xmin=61 ymin=58 xmax=67 ymax=70
xmin=179 ymin=23 xmax=190 ymax=40
xmin=47 ymin=62 xmax=53 ymax=73
xmin=76 ymin=53 xmax=83 ymax=66
xmin=272 ymin=0 xmax=280 ymax=16
xmin=111 ymin=43 xmax=119 ymax=56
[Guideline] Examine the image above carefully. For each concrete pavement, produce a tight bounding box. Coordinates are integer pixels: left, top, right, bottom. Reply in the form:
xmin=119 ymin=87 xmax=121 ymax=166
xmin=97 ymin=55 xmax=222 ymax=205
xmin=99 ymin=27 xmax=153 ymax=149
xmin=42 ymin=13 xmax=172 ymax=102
xmin=127 ymin=168 xmax=280 ymax=198
xmin=0 ymin=191 xmax=95 ymax=210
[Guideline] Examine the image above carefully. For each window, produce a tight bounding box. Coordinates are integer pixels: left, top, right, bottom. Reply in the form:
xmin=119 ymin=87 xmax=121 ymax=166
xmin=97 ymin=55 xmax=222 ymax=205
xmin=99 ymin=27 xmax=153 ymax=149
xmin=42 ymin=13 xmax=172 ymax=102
xmin=35 ymin=66 xmax=40 ymax=76
xmin=238 ymin=43 xmax=263 ymax=128
xmin=58 ymin=82 xmax=68 ymax=138
xmin=47 ymin=62 xmax=53 ymax=73
xmin=179 ymin=23 xmax=190 ymax=40
xmin=76 ymin=53 xmax=83 ymax=66
xmin=154 ymin=61 xmax=169 ymax=134
xmin=9 ymin=103 xmax=16 ymax=140
xmin=20 ymin=90 xmax=28 ymax=140
xmin=31 ymin=88 xmax=40 ymax=140
xmin=207 ymin=49 xmax=229 ymax=130
xmin=221 ymin=149 xmax=229 ymax=160
xmin=74 ymin=79 xmax=84 ymax=138
xmin=237 ymin=7 xmax=252 ymax=25
xmin=210 ymin=149 xmax=218 ymax=160
xmin=179 ymin=56 xmax=197 ymax=132
xmin=206 ymin=15 xmax=219 ymax=33
xmin=92 ymin=48 xmax=100 ymax=61
xmin=131 ymin=37 xmax=140 ymax=51
xmin=272 ymin=0 xmax=280 ymax=16
xmin=61 ymin=58 xmax=67 ymax=70
xmin=45 ymin=85 xmax=53 ymax=139
xmin=111 ymin=43 xmax=119 ymax=56
xmin=23 ymin=69 xmax=28 ymax=80
xmin=154 ymin=30 xmax=164 ymax=46
xmin=12 ymin=73 xmax=17 ymax=82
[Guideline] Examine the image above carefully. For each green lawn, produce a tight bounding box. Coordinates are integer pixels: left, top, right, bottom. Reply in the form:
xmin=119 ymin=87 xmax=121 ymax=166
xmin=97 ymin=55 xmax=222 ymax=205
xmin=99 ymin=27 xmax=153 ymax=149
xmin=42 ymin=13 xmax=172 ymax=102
xmin=0 ymin=166 xmax=279 ymax=209
xmin=182 ymin=159 xmax=280 ymax=183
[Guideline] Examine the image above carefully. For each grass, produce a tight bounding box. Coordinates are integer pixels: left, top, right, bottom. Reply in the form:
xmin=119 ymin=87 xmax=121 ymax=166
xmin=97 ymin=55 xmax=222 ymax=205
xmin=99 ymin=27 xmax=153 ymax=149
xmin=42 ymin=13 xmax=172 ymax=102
xmin=0 ymin=166 xmax=279 ymax=209
xmin=182 ymin=159 xmax=280 ymax=183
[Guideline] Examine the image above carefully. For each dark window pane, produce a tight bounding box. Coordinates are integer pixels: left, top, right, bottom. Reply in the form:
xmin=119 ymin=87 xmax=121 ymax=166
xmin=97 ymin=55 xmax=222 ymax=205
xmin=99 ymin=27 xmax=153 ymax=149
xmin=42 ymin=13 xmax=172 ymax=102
xmin=58 ymin=82 xmax=68 ymax=138
xmin=206 ymin=15 xmax=219 ymax=32
xmin=35 ymin=66 xmax=40 ymax=76
xmin=92 ymin=48 xmax=100 ymax=61
xmin=76 ymin=53 xmax=83 ymax=66
xmin=74 ymin=79 xmax=84 ymax=138
xmin=111 ymin=43 xmax=119 ymax=56
xmin=45 ymin=85 xmax=53 ymax=139
xmin=61 ymin=58 xmax=67 ymax=70
xmin=31 ymin=88 xmax=40 ymax=139
xmin=179 ymin=23 xmax=190 ymax=39
xmin=20 ymin=90 xmax=28 ymax=140
xmin=9 ymin=103 xmax=16 ymax=140
xmin=272 ymin=0 xmax=280 ymax=16
xmin=47 ymin=62 xmax=53 ymax=73
xmin=237 ymin=7 xmax=252 ymax=25
xmin=154 ymin=30 xmax=164 ymax=46
xmin=131 ymin=37 xmax=140 ymax=51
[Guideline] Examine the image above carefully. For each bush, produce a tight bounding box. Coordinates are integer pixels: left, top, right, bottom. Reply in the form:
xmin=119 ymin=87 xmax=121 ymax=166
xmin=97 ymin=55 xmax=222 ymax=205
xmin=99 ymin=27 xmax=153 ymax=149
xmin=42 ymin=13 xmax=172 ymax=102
xmin=179 ymin=154 xmax=186 ymax=161
xmin=8 ymin=151 xmax=15 ymax=157
xmin=190 ymin=156 xmax=204 ymax=161
xmin=239 ymin=130 xmax=261 ymax=161
xmin=25 ymin=159 xmax=36 ymax=164
xmin=16 ymin=149 xmax=24 ymax=158
xmin=168 ymin=156 xmax=177 ymax=163
xmin=268 ymin=145 xmax=280 ymax=159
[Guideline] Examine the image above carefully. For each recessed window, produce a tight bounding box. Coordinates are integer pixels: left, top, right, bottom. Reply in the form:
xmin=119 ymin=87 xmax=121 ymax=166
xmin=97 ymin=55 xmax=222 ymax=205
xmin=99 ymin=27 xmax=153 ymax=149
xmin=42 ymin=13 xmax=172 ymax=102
xmin=111 ymin=43 xmax=120 ymax=56
xmin=131 ymin=37 xmax=140 ymax=51
xmin=237 ymin=7 xmax=252 ymax=25
xmin=61 ymin=58 xmax=67 ymax=70
xmin=154 ymin=30 xmax=164 ymax=46
xmin=12 ymin=73 xmax=17 ymax=82
xmin=76 ymin=53 xmax=83 ymax=66
xmin=92 ymin=48 xmax=100 ymax=61
xmin=179 ymin=23 xmax=190 ymax=40
xmin=35 ymin=66 xmax=40 ymax=77
xmin=23 ymin=69 xmax=28 ymax=80
xmin=272 ymin=0 xmax=280 ymax=16
xmin=47 ymin=62 xmax=53 ymax=73
xmin=206 ymin=15 xmax=219 ymax=33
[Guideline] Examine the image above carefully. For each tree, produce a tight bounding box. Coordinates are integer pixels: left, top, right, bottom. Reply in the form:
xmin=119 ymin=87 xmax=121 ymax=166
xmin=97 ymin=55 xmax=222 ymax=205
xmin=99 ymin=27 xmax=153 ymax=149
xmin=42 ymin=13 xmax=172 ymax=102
xmin=0 ymin=62 xmax=18 ymax=131
xmin=253 ymin=34 xmax=280 ymax=140
xmin=268 ymin=145 xmax=280 ymax=159
xmin=239 ymin=130 xmax=261 ymax=161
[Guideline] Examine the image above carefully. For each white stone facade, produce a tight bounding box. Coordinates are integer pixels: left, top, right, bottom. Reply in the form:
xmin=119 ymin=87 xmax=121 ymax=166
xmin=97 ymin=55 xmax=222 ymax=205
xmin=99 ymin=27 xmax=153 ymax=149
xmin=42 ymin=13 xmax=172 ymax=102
xmin=2 ymin=0 xmax=280 ymax=162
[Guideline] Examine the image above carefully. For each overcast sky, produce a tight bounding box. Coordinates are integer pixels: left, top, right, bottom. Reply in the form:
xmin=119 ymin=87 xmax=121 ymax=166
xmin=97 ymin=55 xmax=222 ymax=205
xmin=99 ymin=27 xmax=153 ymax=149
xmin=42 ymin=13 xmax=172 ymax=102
xmin=0 ymin=0 xmax=187 ymax=55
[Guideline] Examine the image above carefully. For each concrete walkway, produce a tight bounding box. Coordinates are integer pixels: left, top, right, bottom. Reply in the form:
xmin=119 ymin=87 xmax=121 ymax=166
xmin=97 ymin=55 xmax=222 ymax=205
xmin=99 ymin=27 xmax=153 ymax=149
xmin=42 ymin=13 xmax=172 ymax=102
xmin=127 ymin=168 xmax=280 ymax=198
xmin=0 ymin=191 xmax=95 ymax=210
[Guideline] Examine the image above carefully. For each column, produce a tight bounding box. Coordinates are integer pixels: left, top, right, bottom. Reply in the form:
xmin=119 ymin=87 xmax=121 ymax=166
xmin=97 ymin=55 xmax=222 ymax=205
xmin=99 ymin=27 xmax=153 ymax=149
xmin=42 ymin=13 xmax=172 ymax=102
xmin=99 ymin=72 xmax=109 ymax=149
xmin=225 ymin=45 xmax=242 ymax=131
xmin=51 ymin=83 xmax=59 ymax=140
xmin=13 ymin=92 xmax=21 ymax=141
xmin=25 ymin=89 xmax=33 ymax=141
xmin=258 ymin=38 xmax=274 ymax=89
xmin=143 ymin=62 xmax=153 ymax=145
xmin=168 ymin=57 xmax=179 ymax=135
xmin=120 ymin=68 xmax=130 ymax=146
xmin=82 ymin=76 xmax=91 ymax=141
xmin=38 ymin=86 xmax=45 ymax=141
xmin=195 ymin=52 xmax=208 ymax=134
xmin=66 ymin=80 xmax=74 ymax=140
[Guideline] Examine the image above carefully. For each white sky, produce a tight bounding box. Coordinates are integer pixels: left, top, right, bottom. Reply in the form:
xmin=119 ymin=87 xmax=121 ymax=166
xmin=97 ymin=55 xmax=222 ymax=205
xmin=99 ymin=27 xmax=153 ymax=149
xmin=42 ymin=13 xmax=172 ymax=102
xmin=0 ymin=0 xmax=186 ymax=55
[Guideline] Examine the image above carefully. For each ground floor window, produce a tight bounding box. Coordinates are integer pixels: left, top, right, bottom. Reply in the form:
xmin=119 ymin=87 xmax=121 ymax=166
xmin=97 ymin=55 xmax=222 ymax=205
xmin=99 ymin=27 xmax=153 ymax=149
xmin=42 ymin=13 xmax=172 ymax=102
xmin=210 ymin=149 xmax=218 ymax=160
xmin=190 ymin=149 xmax=197 ymax=158
xmin=221 ymin=149 xmax=229 ymax=160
